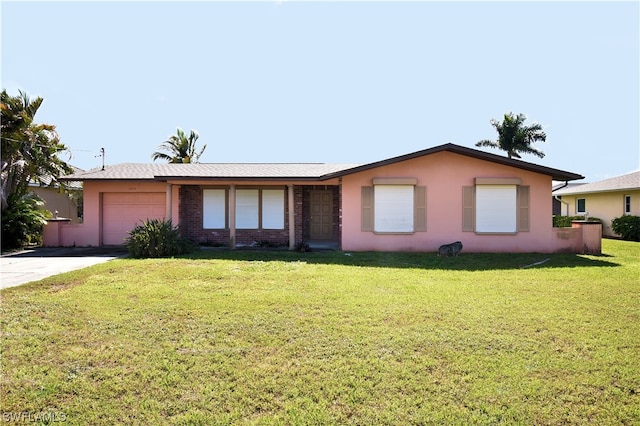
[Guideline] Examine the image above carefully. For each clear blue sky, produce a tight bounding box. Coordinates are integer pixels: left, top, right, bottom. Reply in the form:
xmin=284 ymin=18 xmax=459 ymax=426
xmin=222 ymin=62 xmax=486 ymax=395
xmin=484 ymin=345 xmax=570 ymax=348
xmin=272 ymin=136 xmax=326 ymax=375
xmin=2 ymin=1 xmax=638 ymax=182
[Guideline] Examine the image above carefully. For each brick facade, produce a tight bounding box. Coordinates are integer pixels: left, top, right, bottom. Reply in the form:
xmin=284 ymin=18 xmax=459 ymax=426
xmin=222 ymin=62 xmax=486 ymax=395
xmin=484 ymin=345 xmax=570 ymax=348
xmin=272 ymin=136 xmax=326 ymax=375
xmin=179 ymin=185 xmax=330 ymax=247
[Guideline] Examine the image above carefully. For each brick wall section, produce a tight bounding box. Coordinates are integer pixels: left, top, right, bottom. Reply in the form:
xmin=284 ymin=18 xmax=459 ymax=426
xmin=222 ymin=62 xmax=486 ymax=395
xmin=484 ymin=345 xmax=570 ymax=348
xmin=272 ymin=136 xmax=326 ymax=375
xmin=180 ymin=185 xmax=305 ymax=247
xmin=179 ymin=185 xmax=228 ymax=244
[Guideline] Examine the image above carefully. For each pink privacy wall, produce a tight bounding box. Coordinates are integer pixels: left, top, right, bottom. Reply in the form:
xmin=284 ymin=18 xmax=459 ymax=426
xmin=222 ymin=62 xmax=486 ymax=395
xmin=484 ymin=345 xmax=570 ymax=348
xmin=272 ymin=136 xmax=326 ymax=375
xmin=340 ymin=151 xmax=562 ymax=253
xmin=44 ymin=181 xmax=179 ymax=247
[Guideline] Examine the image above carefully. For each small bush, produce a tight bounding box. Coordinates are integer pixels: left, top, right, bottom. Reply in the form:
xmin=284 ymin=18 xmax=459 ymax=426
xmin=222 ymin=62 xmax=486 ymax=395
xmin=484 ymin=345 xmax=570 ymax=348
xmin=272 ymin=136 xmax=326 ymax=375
xmin=252 ymin=240 xmax=286 ymax=248
xmin=295 ymin=241 xmax=311 ymax=252
xmin=611 ymin=215 xmax=640 ymax=241
xmin=126 ymin=219 xmax=196 ymax=258
xmin=199 ymin=240 xmax=226 ymax=248
xmin=553 ymin=215 xmax=602 ymax=228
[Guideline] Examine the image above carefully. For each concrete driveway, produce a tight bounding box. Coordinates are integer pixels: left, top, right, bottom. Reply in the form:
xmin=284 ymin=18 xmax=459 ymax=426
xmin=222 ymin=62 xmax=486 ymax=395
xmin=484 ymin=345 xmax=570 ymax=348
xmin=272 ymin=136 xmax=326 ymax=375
xmin=0 ymin=247 xmax=128 ymax=290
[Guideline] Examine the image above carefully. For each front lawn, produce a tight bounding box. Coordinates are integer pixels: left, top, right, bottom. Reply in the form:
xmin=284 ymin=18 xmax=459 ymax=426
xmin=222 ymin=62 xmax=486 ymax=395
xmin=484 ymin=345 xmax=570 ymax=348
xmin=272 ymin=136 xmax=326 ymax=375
xmin=1 ymin=240 xmax=638 ymax=424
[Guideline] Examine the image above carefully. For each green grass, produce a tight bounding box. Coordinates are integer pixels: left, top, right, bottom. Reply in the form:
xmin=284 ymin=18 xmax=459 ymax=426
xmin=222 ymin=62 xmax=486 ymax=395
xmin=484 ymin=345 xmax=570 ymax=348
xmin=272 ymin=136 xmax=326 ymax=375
xmin=1 ymin=239 xmax=639 ymax=425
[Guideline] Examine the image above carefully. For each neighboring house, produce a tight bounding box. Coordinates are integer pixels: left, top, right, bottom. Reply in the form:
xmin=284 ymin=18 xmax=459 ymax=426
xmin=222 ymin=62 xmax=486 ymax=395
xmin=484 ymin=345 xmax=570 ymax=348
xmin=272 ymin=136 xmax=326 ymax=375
xmin=30 ymin=166 xmax=83 ymax=223
xmin=54 ymin=143 xmax=588 ymax=253
xmin=554 ymin=171 xmax=640 ymax=237
xmin=552 ymin=182 xmax=586 ymax=216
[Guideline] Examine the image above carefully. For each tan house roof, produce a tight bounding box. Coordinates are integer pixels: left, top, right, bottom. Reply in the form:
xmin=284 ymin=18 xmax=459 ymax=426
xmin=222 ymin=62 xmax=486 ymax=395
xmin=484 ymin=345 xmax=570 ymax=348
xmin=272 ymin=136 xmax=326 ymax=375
xmin=31 ymin=165 xmax=84 ymax=190
xmin=61 ymin=143 xmax=584 ymax=183
xmin=554 ymin=171 xmax=640 ymax=195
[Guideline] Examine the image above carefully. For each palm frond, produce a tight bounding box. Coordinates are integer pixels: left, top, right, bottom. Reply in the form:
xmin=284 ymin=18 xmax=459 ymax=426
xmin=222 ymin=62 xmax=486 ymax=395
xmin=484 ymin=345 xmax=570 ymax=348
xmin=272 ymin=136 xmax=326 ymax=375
xmin=475 ymin=140 xmax=498 ymax=149
xmin=151 ymin=127 xmax=206 ymax=163
xmin=477 ymin=112 xmax=546 ymax=159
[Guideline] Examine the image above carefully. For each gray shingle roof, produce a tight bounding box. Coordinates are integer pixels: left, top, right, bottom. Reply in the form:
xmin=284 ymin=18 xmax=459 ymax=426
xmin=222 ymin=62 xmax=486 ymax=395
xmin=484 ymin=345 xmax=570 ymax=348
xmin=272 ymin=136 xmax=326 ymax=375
xmin=60 ymin=143 xmax=584 ymax=183
xmin=62 ymin=163 xmax=362 ymax=181
xmin=554 ymin=171 xmax=640 ymax=195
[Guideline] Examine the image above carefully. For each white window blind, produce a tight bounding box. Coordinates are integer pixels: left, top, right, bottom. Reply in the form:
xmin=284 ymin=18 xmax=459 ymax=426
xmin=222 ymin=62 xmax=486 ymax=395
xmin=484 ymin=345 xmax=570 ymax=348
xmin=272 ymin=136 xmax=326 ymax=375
xmin=476 ymin=185 xmax=516 ymax=233
xmin=203 ymin=189 xmax=226 ymax=229
xmin=374 ymin=185 xmax=414 ymax=232
xmin=236 ymin=189 xmax=259 ymax=229
xmin=262 ymin=189 xmax=284 ymax=229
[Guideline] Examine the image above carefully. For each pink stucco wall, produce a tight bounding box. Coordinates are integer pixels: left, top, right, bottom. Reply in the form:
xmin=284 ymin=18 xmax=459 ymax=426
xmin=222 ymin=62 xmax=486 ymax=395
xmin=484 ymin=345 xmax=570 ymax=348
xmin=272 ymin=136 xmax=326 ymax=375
xmin=341 ymin=151 xmax=561 ymax=253
xmin=44 ymin=180 xmax=179 ymax=247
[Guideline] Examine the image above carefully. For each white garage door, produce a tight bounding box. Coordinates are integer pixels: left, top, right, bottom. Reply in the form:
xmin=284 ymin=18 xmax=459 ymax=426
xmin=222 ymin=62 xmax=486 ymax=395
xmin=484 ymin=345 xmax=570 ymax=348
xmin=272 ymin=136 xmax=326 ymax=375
xmin=102 ymin=193 xmax=166 ymax=245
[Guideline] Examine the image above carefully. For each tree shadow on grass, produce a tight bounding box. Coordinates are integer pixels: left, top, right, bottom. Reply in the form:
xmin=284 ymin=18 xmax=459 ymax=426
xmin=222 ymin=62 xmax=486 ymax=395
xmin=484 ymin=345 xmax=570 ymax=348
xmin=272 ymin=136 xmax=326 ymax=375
xmin=182 ymin=248 xmax=620 ymax=271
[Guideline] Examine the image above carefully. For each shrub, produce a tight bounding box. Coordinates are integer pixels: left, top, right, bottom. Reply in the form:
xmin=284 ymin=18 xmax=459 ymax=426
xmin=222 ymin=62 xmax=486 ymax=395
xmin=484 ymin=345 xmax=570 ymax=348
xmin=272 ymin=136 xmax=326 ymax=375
xmin=1 ymin=192 xmax=50 ymax=250
xmin=198 ymin=240 xmax=226 ymax=248
xmin=611 ymin=215 xmax=640 ymax=241
xmin=251 ymin=240 xmax=286 ymax=248
xmin=295 ymin=241 xmax=311 ymax=252
xmin=126 ymin=219 xmax=196 ymax=258
xmin=553 ymin=215 xmax=602 ymax=228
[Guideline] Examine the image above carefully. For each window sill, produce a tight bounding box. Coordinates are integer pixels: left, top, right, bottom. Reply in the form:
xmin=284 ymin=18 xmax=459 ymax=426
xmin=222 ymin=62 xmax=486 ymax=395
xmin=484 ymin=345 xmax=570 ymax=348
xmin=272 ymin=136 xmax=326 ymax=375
xmin=373 ymin=231 xmax=416 ymax=235
xmin=474 ymin=231 xmax=518 ymax=235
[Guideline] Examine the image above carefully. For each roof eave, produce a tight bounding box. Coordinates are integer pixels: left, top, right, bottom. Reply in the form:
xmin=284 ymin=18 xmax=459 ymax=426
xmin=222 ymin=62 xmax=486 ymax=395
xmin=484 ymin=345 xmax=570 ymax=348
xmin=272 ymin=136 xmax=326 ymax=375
xmin=556 ymin=187 xmax=640 ymax=196
xmin=60 ymin=177 xmax=156 ymax=182
xmin=154 ymin=176 xmax=329 ymax=182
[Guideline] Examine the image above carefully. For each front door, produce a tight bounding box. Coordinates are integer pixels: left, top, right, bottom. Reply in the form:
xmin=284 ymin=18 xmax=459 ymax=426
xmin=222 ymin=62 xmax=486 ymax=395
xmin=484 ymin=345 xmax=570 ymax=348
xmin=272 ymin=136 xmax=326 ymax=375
xmin=310 ymin=190 xmax=333 ymax=240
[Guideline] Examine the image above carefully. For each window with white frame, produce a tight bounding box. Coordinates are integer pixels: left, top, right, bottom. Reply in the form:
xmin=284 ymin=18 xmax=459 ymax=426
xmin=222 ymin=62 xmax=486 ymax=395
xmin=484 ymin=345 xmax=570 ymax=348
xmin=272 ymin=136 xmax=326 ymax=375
xmin=624 ymin=195 xmax=631 ymax=215
xmin=577 ymin=198 xmax=586 ymax=214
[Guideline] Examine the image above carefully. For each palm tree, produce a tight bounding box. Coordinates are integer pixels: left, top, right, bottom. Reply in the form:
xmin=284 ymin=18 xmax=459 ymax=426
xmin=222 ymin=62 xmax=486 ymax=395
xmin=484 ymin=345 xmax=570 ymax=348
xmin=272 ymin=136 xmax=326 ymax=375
xmin=1 ymin=90 xmax=72 ymax=211
xmin=476 ymin=112 xmax=546 ymax=159
xmin=151 ymin=128 xmax=206 ymax=163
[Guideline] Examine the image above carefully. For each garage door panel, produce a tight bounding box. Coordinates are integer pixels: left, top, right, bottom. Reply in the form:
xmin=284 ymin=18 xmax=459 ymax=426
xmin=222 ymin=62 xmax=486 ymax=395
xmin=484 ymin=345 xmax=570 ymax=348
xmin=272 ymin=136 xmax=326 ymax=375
xmin=151 ymin=193 xmax=165 ymax=203
xmin=102 ymin=192 xmax=165 ymax=245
